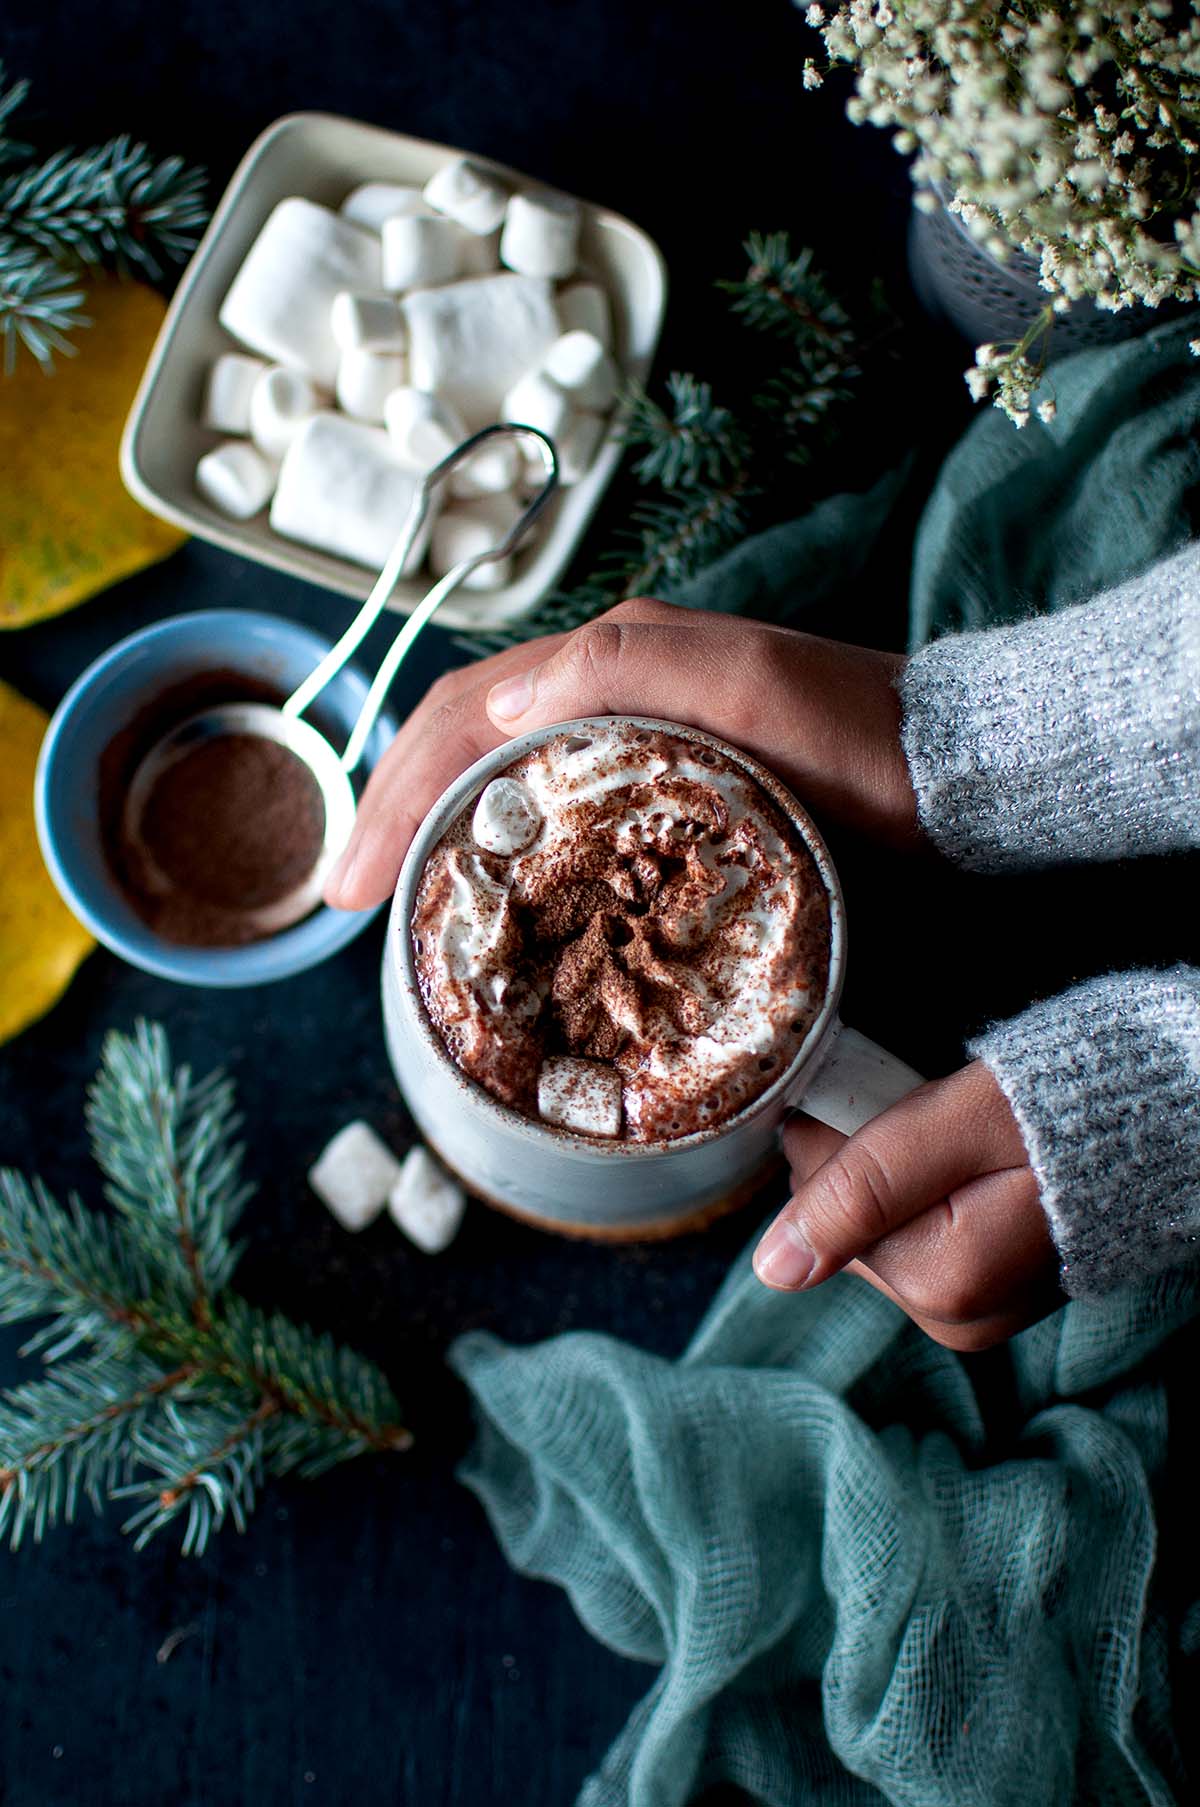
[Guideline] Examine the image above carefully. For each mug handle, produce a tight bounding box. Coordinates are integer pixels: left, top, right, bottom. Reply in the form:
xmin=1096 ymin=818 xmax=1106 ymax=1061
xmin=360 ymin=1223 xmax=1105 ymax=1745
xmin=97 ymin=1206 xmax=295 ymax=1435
xmin=794 ymin=1018 xmax=925 ymax=1135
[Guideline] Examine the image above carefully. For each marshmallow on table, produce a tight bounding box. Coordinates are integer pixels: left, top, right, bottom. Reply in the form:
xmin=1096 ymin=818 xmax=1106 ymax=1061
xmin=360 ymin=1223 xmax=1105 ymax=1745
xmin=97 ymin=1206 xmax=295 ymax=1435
xmin=195 ymin=441 xmax=277 ymax=519
xmin=340 ymin=181 xmax=429 ymax=230
xmin=402 ymin=273 xmax=561 ymax=428
xmin=387 ymin=1146 xmax=467 ymax=1254
xmin=543 ymin=330 xmax=618 ymax=411
xmin=202 ymin=352 xmax=269 ymax=434
xmin=218 ymin=198 xmax=382 ymax=387
xmin=537 ymin=1057 xmax=623 ymax=1137
xmin=503 ymin=369 xmax=573 ymax=442
xmin=500 ymin=189 xmax=581 ymax=280
xmin=448 ymin=437 xmax=522 ymax=500
xmin=384 ymin=386 xmax=468 ymax=471
xmin=271 ymin=413 xmax=435 ymax=571
xmin=249 ymin=366 xmax=325 ymax=460
xmin=336 ymin=347 xmax=407 ymax=423
xmin=557 ymin=280 xmax=612 ymax=349
xmin=331 ymin=290 xmax=406 ymax=353
xmin=308 ymin=1121 xmax=403 ymax=1232
xmin=430 ymin=493 xmax=523 ymax=591
xmin=472 ymin=777 xmax=541 ymax=854
xmin=423 ymin=157 xmax=510 ymax=236
xmin=382 ymin=215 xmax=463 ymax=291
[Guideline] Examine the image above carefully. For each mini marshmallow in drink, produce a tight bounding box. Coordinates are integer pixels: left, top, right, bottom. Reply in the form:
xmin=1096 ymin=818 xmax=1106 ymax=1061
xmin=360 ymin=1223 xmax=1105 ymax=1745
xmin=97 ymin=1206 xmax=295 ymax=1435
xmin=503 ymin=369 xmax=573 ymax=442
xmin=423 ymin=157 xmax=510 ymax=236
xmin=430 ymin=493 xmax=524 ymax=591
xmin=543 ymin=330 xmax=618 ymax=411
xmin=387 ymin=1146 xmax=467 ymax=1254
xmin=202 ymin=353 xmax=269 ymax=435
xmin=472 ymin=777 xmax=541 ymax=855
xmin=195 ymin=441 xmax=277 ymax=519
xmin=402 ymin=273 xmax=561 ymax=428
xmin=384 ymin=387 xmax=468 ymax=471
xmin=308 ymin=1121 xmax=403 ymax=1232
xmin=340 ymin=181 xmax=429 ymax=231
xmin=218 ymin=198 xmax=382 ymax=387
xmin=330 ymin=290 xmax=406 ymax=353
xmin=336 ymin=346 xmax=407 ymax=423
xmin=537 ymin=1058 xmax=623 ymax=1137
xmin=271 ymin=413 xmax=434 ymax=571
xmin=382 ymin=215 xmax=463 ymax=291
xmin=249 ymin=366 xmax=325 ymax=460
xmin=500 ymin=189 xmax=581 ymax=280
xmin=557 ymin=280 xmax=612 ymax=349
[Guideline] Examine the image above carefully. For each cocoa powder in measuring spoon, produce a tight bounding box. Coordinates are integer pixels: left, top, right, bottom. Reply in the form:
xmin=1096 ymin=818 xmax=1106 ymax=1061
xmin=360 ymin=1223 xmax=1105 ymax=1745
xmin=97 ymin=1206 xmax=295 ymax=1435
xmin=103 ymin=673 xmax=330 ymax=948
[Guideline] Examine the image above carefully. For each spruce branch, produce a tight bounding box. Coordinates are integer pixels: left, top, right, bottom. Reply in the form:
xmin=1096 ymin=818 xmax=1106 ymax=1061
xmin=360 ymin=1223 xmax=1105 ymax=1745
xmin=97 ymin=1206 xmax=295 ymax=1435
xmin=0 ymin=63 xmax=207 ymax=371
xmin=460 ymin=230 xmax=897 ymax=660
xmin=0 ymin=1023 xmax=411 ymax=1554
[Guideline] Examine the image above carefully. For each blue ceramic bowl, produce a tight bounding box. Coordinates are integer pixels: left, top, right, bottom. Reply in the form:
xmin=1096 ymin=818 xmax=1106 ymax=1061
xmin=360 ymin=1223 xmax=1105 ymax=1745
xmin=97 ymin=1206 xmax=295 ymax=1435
xmin=34 ymin=610 xmax=397 ymax=987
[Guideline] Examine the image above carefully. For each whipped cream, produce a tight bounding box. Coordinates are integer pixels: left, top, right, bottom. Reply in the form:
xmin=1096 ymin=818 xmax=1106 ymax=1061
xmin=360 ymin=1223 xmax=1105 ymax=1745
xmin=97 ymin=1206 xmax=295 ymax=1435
xmin=411 ymin=723 xmax=830 ymax=1140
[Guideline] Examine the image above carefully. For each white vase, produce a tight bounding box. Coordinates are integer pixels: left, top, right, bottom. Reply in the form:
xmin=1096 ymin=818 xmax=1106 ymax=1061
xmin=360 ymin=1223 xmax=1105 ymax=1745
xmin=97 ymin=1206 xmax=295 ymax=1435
xmin=907 ymin=193 xmax=1154 ymax=354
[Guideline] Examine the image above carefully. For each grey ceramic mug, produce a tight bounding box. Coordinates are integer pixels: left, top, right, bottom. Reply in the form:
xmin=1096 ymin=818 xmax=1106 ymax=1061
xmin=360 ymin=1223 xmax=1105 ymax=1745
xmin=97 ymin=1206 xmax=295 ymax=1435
xmin=381 ymin=716 xmax=923 ymax=1238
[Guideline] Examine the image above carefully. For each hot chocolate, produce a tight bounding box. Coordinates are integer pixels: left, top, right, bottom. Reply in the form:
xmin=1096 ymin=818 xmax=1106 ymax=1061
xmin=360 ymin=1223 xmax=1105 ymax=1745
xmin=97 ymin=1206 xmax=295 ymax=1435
xmin=411 ymin=722 xmax=830 ymax=1142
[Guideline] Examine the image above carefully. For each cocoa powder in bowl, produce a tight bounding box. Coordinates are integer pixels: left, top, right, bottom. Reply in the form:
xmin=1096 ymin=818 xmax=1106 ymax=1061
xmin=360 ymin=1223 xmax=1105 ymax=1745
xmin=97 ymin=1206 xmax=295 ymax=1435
xmin=100 ymin=671 xmax=329 ymax=949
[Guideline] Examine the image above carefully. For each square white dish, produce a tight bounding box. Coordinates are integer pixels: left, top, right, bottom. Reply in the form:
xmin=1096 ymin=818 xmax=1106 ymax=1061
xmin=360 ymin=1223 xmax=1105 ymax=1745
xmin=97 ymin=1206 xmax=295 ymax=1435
xmin=120 ymin=112 xmax=668 ymax=631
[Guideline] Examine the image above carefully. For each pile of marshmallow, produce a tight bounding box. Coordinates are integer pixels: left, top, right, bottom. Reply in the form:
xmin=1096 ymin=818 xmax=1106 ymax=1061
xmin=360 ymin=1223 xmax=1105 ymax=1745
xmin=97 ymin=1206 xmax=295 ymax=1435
xmin=196 ymin=158 xmax=620 ymax=592
xmin=309 ymin=1120 xmax=466 ymax=1252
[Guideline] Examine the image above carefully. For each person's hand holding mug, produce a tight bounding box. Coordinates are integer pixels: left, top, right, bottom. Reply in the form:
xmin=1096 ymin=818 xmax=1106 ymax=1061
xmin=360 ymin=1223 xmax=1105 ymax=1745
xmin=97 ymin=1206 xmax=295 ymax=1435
xmin=328 ymin=598 xmax=1059 ymax=1345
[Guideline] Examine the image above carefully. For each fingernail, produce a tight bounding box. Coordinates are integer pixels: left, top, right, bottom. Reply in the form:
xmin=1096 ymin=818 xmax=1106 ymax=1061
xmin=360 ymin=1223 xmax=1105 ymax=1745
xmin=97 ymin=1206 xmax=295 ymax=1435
xmin=487 ymin=667 xmax=537 ymax=722
xmin=324 ymin=839 xmax=358 ymax=906
xmin=753 ymin=1219 xmax=815 ymax=1290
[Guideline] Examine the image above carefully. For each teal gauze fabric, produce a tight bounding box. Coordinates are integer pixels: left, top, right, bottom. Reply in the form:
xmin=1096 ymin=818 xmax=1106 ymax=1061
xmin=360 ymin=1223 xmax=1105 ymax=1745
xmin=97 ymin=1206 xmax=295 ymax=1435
xmin=448 ymin=312 xmax=1200 ymax=1806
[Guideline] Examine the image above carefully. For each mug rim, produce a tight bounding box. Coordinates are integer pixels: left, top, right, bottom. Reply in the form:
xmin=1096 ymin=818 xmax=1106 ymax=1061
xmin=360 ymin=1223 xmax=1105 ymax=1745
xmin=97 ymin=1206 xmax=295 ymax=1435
xmin=34 ymin=608 xmax=387 ymax=988
xmin=390 ymin=714 xmax=847 ymax=1159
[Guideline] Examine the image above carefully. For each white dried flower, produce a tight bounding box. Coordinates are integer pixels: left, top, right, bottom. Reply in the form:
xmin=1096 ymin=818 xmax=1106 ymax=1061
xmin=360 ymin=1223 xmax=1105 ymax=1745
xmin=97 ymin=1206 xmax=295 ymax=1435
xmin=1036 ymin=397 xmax=1058 ymax=424
xmin=803 ymin=59 xmax=825 ymax=90
xmin=805 ymin=2 xmax=826 ymax=23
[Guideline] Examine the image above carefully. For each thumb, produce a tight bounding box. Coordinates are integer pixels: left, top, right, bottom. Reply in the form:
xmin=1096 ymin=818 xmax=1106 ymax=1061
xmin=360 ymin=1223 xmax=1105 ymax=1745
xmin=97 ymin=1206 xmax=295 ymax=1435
xmin=754 ymin=1063 xmax=1029 ymax=1292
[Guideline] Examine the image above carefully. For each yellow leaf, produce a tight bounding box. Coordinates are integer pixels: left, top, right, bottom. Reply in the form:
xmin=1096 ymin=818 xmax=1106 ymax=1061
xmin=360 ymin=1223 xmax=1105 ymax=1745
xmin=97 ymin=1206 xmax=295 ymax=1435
xmin=0 ymin=680 xmax=94 ymax=1043
xmin=0 ymin=275 xmax=186 ymax=628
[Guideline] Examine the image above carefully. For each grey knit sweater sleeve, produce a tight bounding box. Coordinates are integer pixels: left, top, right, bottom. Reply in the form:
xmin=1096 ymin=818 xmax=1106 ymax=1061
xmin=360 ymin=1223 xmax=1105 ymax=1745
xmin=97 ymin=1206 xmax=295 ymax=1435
xmin=899 ymin=545 xmax=1200 ymax=1296
xmin=899 ymin=540 xmax=1200 ymax=874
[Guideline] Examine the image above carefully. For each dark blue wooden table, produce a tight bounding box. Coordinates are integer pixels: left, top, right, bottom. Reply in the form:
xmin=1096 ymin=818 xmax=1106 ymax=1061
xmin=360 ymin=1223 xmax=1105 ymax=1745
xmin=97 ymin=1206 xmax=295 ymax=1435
xmin=4 ymin=4 xmax=1197 ymax=1803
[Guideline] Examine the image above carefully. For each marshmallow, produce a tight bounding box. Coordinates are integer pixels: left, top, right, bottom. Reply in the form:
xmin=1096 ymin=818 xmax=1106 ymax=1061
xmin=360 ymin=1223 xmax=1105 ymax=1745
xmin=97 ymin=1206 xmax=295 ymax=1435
xmin=202 ymin=353 xmax=269 ymax=434
xmin=218 ymin=198 xmax=382 ymax=387
xmin=387 ymin=1146 xmax=467 ymax=1254
xmin=423 ymin=158 xmax=510 ymax=236
xmin=330 ymin=291 xmax=406 ymax=352
xmin=308 ymin=1121 xmax=402 ymax=1232
xmin=429 ymin=494 xmax=524 ymax=591
xmin=472 ymin=777 xmax=541 ymax=854
xmin=557 ymin=280 xmax=612 ymax=350
xmin=500 ymin=189 xmax=581 ymax=280
xmin=195 ymin=441 xmax=277 ymax=519
xmin=542 ymin=330 xmax=618 ymax=411
xmin=457 ymin=228 xmax=502 ymax=277
xmin=271 ymin=414 xmax=434 ymax=571
xmin=336 ymin=346 xmax=407 ymax=423
xmin=249 ymin=366 xmax=325 ymax=460
xmin=503 ymin=369 xmax=573 ymax=442
xmin=537 ymin=1058 xmax=623 ymax=1137
xmin=402 ymin=274 xmax=561 ymax=428
xmin=384 ymin=386 xmax=468 ymax=471
xmin=555 ymin=409 xmax=608 ymax=486
xmin=340 ymin=182 xmax=429 ymax=231
xmin=447 ymin=437 xmax=522 ymax=500
xmin=382 ymin=215 xmax=463 ymax=291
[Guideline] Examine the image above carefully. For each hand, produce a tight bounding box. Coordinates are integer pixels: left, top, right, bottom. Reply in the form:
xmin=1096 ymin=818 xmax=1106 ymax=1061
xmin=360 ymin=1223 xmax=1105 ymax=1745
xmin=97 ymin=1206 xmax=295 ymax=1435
xmin=325 ymin=596 xmax=919 ymax=911
xmin=753 ymin=1062 xmax=1062 ymax=1350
